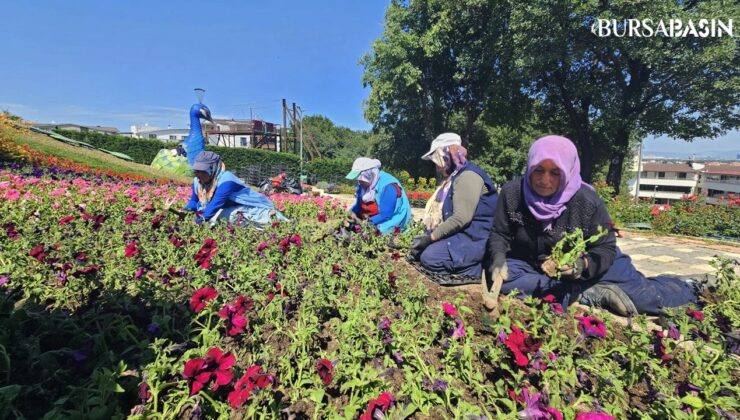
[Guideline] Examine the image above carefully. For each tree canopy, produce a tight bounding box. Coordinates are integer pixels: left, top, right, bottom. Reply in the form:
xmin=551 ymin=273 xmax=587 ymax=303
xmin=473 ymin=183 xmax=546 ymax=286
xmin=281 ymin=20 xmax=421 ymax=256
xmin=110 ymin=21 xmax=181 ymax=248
xmin=362 ymin=0 xmax=739 ymax=189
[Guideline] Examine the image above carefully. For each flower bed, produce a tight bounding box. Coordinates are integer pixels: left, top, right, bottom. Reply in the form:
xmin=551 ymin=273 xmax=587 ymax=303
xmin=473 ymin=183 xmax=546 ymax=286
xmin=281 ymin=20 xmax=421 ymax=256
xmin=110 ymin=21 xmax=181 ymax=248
xmin=1 ymin=164 xmax=738 ymax=418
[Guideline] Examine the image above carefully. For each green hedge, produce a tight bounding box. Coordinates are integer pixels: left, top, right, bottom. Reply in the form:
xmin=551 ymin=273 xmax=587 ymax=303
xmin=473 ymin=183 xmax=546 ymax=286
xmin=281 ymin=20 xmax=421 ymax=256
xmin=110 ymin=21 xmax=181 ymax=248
xmin=55 ymin=130 xmax=352 ymax=183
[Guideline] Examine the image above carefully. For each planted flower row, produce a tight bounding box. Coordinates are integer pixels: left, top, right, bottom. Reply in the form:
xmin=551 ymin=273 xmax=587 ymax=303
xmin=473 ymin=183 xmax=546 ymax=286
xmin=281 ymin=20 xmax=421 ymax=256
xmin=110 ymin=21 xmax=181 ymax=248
xmin=0 ymin=164 xmax=738 ymax=419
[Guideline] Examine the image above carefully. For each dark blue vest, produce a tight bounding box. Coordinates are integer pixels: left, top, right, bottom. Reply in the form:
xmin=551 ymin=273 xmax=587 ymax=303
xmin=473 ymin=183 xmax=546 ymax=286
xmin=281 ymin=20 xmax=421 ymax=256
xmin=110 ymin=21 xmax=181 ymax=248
xmin=441 ymin=162 xmax=498 ymax=268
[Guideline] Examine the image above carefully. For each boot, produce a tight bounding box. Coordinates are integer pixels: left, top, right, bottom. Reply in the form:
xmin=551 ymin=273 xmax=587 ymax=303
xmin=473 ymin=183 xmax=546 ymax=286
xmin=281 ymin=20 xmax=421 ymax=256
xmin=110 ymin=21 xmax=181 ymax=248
xmin=580 ymin=283 xmax=638 ymax=317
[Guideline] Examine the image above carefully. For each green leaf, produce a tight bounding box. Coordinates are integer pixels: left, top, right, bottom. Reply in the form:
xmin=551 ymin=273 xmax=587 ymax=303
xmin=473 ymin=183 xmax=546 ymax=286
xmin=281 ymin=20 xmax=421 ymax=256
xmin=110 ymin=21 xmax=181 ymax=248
xmin=680 ymin=395 xmax=704 ymax=409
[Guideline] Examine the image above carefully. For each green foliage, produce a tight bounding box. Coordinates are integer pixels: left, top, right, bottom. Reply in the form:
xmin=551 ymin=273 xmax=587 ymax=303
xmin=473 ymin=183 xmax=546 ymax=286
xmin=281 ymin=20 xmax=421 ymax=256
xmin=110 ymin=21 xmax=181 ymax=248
xmin=301 ymin=115 xmax=371 ymax=160
xmin=510 ymin=0 xmax=739 ymax=186
xmin=56 ymin=129 xmax=354 ymax=183
xmin=304 ymin=157 xmax=353 ymax=184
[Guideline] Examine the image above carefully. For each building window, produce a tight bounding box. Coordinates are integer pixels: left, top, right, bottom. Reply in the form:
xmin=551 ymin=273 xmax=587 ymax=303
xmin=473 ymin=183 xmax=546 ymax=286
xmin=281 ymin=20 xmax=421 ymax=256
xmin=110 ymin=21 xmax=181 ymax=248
xmin=240 ymin=137 xmax=248 ymax=147
xmin=169 ymin=135 xmax=177 ymax=140
xmin=657 ymin=172 xmax=665 ymax=179
xmin=148 ymin=134 xmax=157 ymax=139
xmin=677 ymin=172 xmax=687 ymax=179
xmin=640 ymin=171 xmax=647 ymax=177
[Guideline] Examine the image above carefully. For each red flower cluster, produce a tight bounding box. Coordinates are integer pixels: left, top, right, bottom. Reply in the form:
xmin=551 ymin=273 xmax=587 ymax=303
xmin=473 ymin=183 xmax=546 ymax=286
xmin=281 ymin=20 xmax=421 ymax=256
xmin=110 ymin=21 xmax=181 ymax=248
xmin=29 ymin=243 xmax=46 ymax=262
xmin=124 ymin=241 xmax=139 ymax=258
xmin=190 ymin=287 xmax=219 ymax=312
xmin=441 ymin=302 xmax=465 ymax=338
xmin=182 ymin=347 xmax=235 ymax=395
xmin=316 ymin=358 xmax=334 ymax=385
xmin=194 ymin=238 xmax=218 ymax=269
xmin=653 ymin=330 xmax=671 ymax=362
xmin=58 ymin=215 xmax=75 ymax=226
xmin=277 ymin=234 xmax=303 ymax=254
xmin=3 ymin=223 xmax=19 ymax=240
xmin=650 ymin=204 xmax=671 ymax=216
xmin=359 ymin=392 xmax=394 ymax=420
xmin=505 ymin=325 xmax=542 ymax=367
xmin=686 ymin=308 xmax=705 ymax=321
xmin=542 ymin=294 xmax=565 ymax=315
xmin=217 ymin=295 xmax=253 ymax=337
xmin=227 ymin=365 xmax=275 ymax=408
xmin=81 ymin=213 xmax=106 ymax=231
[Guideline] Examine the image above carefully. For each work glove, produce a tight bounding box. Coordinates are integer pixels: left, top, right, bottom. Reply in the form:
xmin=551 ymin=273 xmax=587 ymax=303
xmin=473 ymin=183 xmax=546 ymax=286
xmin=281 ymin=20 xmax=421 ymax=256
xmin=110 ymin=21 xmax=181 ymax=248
xmin=343 ymin=212 xmax=363 ymax=227
xmin=482 ymin=253 xmax=508 ymax=309
xmin=555 ymin=256 xmax=586 ymax=281
xmin=408 ymin=234 xmax=433 ymax=260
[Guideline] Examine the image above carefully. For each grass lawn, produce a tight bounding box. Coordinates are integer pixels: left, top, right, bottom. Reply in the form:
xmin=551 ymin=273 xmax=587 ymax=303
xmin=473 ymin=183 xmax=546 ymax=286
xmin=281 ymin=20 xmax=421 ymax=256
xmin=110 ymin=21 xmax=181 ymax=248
xmin=1 ymin=116 xmax=190 ymax=183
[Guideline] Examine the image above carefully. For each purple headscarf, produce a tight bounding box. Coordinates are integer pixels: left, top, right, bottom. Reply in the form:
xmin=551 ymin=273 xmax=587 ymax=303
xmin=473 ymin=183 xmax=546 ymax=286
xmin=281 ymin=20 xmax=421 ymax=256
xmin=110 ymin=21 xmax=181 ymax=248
xmin=523 ymin=135 xmax=588 ymax=231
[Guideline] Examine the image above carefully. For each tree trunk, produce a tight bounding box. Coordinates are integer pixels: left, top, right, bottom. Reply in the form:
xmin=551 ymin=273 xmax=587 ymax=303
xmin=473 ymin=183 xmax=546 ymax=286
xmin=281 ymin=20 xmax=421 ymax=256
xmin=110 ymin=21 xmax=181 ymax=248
xmin=579 ymin=138 xmax=595 ymax=183
xmin=606 ymin=128 xmax=631 ymax=193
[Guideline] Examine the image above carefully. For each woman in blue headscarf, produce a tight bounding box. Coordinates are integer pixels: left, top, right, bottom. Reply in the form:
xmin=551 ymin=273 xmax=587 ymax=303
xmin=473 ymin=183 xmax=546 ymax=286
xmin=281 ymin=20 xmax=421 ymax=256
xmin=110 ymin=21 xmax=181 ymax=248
xmin=176 ymin=151 xmax=287 ymax=228
xmin=346 ymin=157 xmax=411 ymax=234
xmin=485 ymin=135 xmax=697 ymax=315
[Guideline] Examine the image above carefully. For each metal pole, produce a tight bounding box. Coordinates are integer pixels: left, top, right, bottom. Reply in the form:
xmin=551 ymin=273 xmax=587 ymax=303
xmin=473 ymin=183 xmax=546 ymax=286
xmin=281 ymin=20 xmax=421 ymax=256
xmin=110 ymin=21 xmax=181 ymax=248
xmin=634 ymin=139 xmax=643 ymax=203
xmin=298 ymin=106 xmax=304 ymax=177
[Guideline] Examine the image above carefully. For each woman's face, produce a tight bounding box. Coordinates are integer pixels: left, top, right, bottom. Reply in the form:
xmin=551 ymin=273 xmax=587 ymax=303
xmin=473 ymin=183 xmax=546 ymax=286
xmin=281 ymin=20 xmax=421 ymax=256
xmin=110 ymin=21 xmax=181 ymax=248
xmin=194 ymin=170 xmax=211 ymax=185
xmin=358 ymin=180 xmax=371 ymax=189
xmin=529 ymin=159 xmax=561 ymax=198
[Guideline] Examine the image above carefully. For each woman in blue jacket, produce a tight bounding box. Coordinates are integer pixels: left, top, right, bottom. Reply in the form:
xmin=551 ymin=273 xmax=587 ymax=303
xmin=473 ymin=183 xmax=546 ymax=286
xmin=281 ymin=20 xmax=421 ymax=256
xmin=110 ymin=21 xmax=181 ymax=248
xmin=345 ymin=157 xmax=411 ymax=234
xmin=177 ymin=151 xmax=287 ymax=228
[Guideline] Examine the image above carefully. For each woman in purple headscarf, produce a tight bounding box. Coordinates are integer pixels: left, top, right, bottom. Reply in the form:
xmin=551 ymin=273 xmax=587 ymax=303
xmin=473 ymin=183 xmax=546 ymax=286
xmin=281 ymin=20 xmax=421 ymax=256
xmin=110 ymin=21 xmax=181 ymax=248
xmin=485 ymin=135 xmax=697 ymax=315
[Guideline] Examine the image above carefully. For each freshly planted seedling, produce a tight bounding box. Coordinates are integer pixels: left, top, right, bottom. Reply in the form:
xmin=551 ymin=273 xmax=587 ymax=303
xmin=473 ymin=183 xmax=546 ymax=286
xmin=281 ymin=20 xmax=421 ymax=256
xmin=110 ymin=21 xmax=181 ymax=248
xmin=542 ymin=227 xmax=608 ymax=279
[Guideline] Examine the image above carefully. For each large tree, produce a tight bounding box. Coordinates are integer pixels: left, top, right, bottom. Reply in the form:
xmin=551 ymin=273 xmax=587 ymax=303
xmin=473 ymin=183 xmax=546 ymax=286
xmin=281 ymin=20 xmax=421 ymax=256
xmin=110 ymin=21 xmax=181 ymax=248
xmin=301 ymin=115 xmax=371 ymax=160
xmin=362 ymin=0 xmax=514 ymax=176
xmin=511 ymin=0 xmax=739 ymax=189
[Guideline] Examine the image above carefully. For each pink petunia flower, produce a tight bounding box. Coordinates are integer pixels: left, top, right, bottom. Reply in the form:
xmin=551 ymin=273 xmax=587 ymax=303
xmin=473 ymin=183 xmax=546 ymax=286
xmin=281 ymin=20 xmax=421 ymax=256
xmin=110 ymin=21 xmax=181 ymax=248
xmin=575 ymin=315 xmax=606 ymax=339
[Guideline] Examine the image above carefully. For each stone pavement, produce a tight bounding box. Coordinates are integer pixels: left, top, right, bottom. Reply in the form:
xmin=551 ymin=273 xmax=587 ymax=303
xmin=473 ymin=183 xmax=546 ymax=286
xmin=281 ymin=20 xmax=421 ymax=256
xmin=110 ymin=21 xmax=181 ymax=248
xmin=324 ymin=193 xmax=739 ymax=277
xmin=616 ymin=231 xmax=739 ymax=277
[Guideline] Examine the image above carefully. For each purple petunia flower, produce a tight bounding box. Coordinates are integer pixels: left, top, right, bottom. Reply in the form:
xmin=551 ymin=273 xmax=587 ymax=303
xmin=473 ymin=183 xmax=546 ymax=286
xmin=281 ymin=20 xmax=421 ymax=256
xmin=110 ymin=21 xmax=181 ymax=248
xmin=146 ymin=322 xmax=161 ymax=337
xmin=667 ymin=323 xmax=680 ymax=340
xmin=393 ymin=351 xmax=404 ymax=364
xmin=0 ymin=275 xmax=9 ymax=286
xmin=433 ymin=379 xmax=448 ymax=392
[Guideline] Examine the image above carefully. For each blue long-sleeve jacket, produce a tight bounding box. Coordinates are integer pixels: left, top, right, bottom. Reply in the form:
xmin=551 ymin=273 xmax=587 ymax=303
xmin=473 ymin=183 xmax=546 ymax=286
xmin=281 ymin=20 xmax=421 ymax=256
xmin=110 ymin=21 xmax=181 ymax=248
xmin=185 ymin=170 xmax=275 ymax=223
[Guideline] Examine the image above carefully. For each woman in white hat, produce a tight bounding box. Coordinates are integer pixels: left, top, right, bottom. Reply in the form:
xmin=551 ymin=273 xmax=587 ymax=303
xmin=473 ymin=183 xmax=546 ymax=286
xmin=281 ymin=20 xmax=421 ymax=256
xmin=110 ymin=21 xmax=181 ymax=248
xmin=345 ymin=157 xmax=412 ymax=234
xmin=408 ymin=133 xmax=498 ymax=285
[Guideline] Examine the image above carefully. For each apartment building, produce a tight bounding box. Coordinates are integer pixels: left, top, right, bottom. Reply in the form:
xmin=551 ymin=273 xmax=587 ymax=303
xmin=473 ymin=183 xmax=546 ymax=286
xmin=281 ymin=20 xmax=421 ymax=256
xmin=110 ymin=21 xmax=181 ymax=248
xmin=629 ymin=160 xmax=740 ymax=204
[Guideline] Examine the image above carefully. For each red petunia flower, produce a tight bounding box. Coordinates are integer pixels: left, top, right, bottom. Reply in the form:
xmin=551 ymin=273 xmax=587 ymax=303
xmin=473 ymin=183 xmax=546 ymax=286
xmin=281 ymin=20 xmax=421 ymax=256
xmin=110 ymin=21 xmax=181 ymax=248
xmin=289 ymin=234 xmax=302 ymax=247
xmin=574 ymin=413 xmax=616 ymax=420
xmin=217 ymin=304 xmax=248 ymax=336
xmin=183 ymin=358 xmax=210 ymax=395
xmin=256 ymin=241 xmax=269 ymax=254
xmin=388 ymin=272 xmax=397 ymax=289
xmin=442 ymin=302 xmax=458 ymax=317
xmin=686 ymin=308 xmax=705 ymax=321
xmin=233 ymin=295 xmax=255 ymax=314
xmin=542 ymin=294 xmax=556 ymax=303
xmin=169 ymin=235 xmax=185 ymax=247
xmin=125 ymin=242 xmax=139 ymax=258
xmin=125 ymin=211 xmax=140 ymax=224
xmin=505 ymin=325 xmax=542 ymax=367
xmin=58 ymin=216 xmax=76 ymax=225
xmin=360 ymin=392 xmax=394 ymax=420
xmin=204 ymin=347 xmax=235 ymax=390
xmin=228 ymin=372 xmax=253 ymax=408
xmin=575 ymin=315 xmax=607 ymax=339
xmin=3 ymin=223 xmax=19 ymax=240
xmin=189 ymin=287 xmax=219 ymax=312
xmin=194 ymin=238 xmax=218 ymax=269
xmin=316 ymin=359 xmax=334 ymax=385
xmin=29 ymin=243 xmax=46 ymax=263
xmin=317 ymin=212 xmax=327 ymax=223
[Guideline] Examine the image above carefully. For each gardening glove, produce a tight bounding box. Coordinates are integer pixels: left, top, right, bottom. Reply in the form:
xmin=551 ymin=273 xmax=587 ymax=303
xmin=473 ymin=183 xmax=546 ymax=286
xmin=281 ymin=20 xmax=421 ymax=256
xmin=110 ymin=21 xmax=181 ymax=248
xmin=557 ymin=256 xmax=587 ymax=281
xmin=483 ymin=253 xmax=508 ymax=310
xmin=409 ymin=234 xmax=433 ymax=260
xmin=343 ymin=212 xmax=363 ymax=227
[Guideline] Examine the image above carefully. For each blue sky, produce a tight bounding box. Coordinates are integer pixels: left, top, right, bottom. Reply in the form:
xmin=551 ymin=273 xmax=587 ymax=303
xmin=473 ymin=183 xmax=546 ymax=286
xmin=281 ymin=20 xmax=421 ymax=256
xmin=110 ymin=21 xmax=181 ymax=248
xmin=0 ymin=1 xmax=736 ymax=154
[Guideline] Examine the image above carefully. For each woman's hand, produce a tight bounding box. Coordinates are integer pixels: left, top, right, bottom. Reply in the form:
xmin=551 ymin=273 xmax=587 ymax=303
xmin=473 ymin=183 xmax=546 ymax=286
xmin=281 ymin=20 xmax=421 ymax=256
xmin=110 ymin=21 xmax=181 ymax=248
xmin=542 ymin=256 xmax=586 ymax=280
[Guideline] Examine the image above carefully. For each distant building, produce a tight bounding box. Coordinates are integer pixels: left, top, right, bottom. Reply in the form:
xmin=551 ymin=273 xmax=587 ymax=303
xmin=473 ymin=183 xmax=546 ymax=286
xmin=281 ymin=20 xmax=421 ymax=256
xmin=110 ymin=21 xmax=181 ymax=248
xmin=628 ymin=160 xmax=740 ymax=204
xmin=35 ymin=123 xmax=119 ymax=135
xmin=130 ymin=124 xmax=189 ymax=141
xmin=702 ymin=163 xmax=740 ymax=204
xmin=203 ymin=118 xmax=282 ymax=152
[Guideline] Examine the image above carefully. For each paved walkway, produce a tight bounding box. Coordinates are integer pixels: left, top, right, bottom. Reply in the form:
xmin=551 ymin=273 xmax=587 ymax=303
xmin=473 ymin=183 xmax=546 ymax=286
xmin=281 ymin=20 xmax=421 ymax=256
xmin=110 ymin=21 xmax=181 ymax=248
xmin=616 ymin=231 xmax=739 ymax=277
xmin=324 ymin=193 xmax=739 ymax=277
